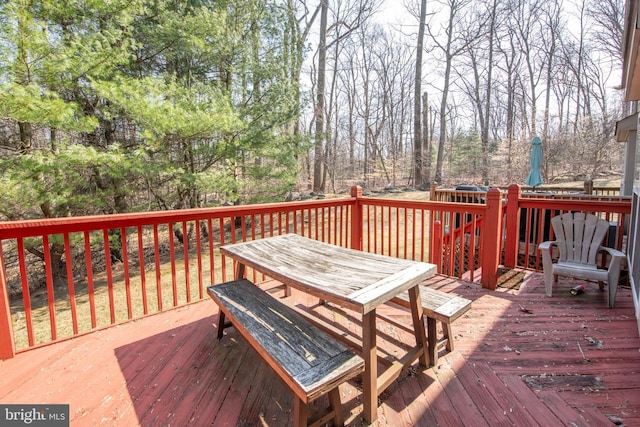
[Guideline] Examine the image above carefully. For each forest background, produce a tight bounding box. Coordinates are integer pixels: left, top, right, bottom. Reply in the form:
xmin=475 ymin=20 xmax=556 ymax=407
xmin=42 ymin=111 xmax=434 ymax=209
xmin=0 ymin=0 xmax=626 ymax=223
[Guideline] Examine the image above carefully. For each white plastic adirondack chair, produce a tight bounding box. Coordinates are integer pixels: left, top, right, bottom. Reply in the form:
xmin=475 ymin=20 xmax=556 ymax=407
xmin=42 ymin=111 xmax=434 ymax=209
xmin=539 ymin=212 xmax=625 ymax=308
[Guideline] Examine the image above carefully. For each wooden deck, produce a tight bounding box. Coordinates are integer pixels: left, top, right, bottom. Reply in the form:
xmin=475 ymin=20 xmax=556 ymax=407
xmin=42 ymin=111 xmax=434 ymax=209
xmin=1 ymin=271 xmax=639 ymax=426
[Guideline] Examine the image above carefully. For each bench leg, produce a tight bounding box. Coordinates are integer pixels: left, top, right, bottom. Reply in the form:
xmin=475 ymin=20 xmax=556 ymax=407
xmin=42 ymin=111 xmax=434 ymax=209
xmin=427 ymin=317 xmax=437 ymax=367
xmin=216 ymin=311 xmax=234 ymax=340
xmin=293 ymin=397 xmax=307 ymax=427
xmin=306 ymin=388 xmax=344 ymax=427
xmin=443 ymin=321 xmax=454 ymax=352
xmin=216 ymin=312 xmax=226 ymax=340
xmin=328 ymin=387 xmax=344 ymax=426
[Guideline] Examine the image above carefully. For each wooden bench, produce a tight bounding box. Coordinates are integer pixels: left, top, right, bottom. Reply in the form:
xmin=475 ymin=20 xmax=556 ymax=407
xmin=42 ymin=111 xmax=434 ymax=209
xmin=391 ymin=285 xmax=472 ymax=366
xmin=207 ymin=279 xmax=364 ymax=427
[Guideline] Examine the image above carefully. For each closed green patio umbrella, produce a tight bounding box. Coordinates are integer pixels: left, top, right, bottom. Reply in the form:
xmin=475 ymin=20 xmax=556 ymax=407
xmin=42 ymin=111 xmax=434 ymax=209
xmin=525 ymin=136 xmax=543 ymax=188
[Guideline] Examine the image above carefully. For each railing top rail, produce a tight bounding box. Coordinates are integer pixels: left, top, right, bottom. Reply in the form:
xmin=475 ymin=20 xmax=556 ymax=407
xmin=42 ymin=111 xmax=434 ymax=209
xmin=358 ymin=196 xmax=487 ymax=214
xmin=516 ymin=197 xmax=631 ymax=214
xmin=0 ymin=197 xmax=355 ymax=239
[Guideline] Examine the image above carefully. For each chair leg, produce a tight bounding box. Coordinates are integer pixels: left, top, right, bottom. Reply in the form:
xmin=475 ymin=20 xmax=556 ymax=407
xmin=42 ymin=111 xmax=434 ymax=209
xmin=543 ymin=270 xmax=554 ymax=296
xmin=608 ymin=281 xmax=618 ymax=309
xmin=541 ymin=248 xmax=555 ymax=296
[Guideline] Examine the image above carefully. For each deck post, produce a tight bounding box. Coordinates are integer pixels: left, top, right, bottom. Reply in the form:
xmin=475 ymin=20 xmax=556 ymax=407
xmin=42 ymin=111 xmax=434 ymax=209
xmin=431 ymin=221 xmax=443 ymax=273
xmin=350 ymin=186 xmax=363 ymax=251
xmin=481 ymin=188 xmax=503 ymax=290
xmin=503 ymin=184 xmax=522 ymax=268
xmin=0 ymin=249 xmax=15 ymax=359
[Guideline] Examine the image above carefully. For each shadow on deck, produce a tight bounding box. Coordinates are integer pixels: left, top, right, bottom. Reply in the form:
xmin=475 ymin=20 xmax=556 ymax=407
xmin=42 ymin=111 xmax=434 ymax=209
xmin=1 ymin=271 xmax=638 ymax=426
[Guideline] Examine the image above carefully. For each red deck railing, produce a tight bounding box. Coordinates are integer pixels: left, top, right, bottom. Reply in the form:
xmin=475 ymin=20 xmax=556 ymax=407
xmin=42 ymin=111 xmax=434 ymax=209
xmin=503 ymin=185 xmax=631 ymax=270
xmin=0 ymin=185 xmax=630 ymax=359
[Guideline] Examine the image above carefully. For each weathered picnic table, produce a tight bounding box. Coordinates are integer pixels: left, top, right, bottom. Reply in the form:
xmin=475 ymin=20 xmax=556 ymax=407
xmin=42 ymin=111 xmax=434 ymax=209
xmin=219 ymin=233 xmax=437 ymax=423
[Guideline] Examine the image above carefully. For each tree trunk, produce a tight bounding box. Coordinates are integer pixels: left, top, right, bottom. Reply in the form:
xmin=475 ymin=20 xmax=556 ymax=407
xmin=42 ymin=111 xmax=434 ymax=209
xmin=481 ymin=0 xmax=497 ymax=185
xmin=422 ymin=92 xmax=430 ymax=184
xmin=313 ymin=0 xmax=328 ymax=192
xmin=18 ymin=122 xmax=32 ymax=154
xmin=434 ymin=3 xmax=456 ymax=184
xmin=413 ymin=0 xmax=427 ymax=187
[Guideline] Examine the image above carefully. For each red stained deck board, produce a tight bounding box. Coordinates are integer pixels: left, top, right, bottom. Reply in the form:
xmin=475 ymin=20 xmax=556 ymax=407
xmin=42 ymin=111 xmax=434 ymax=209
xmin=115 ymin=320 xmax=213 ymax=421
xmin=1 ymin=271 xmax=639 ymax=426
xmin=447 ymin=358 xmax=513 ymax=426
xmin=186 ymin=342 xmax=252 ymax=426
xmin=382 ymin=384 xmax=415 ymax=426
xmin=208 ymin=335 xmax=278 ymax=426
xmin=580 ymin=406 xmax=628 ymax=426
xmin=236 ymin=356 xmax=284 ymax=426
xmin=433 ymin=354 xmax=490 ymax=426
xmin=559 ymin=388 xmax=640 ymax=415
xmin=498 ymin=374 xmax=562 ymax=426
xmin=172 ymin=349 xmax=241 ymax=426
xmin=538 ymin=389 xmax=612 ymax=426
xmin=470 ymin=362 xmax=543 ymax=426
xmin=396 ymin=375 xmax=437 ymax=425
xmin=137 ymin=333 xmax=220 ymax=425
xmin=416 ymin=367 xmax=464 ymax=426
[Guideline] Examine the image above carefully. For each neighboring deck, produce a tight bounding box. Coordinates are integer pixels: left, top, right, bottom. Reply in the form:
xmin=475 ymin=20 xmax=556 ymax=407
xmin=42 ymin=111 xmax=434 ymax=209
xmin=1 ymin=271 xmax=639 ymax=426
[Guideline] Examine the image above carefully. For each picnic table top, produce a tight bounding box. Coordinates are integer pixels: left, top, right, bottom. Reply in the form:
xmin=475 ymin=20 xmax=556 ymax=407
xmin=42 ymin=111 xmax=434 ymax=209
xmin=220 ymin=233 xmax=437 ymax=314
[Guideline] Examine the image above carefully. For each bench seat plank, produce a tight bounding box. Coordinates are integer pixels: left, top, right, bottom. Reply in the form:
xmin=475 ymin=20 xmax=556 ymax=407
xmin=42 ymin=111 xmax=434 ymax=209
xmin=391 ymin=285 xmax=471 ymax=366
xmin=207 ymin=279 xmax=364 ymax=404
xmin=392 ymin=285 xmax=472 ymax=322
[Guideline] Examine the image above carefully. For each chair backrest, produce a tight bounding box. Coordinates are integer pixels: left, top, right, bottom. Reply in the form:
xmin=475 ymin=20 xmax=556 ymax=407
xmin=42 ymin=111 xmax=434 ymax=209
xmin=550 ymin=212 xmax=610 ymax=265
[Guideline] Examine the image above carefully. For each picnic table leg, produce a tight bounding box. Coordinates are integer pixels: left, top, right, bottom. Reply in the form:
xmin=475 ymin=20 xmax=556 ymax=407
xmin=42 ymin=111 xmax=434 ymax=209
xmin=234 ymin=262 xmax=246 ymax=280
xmin=408 ymin=285 xmax=429 ymax=367
xmin=362 ymin=310 xmax=378 ymax=423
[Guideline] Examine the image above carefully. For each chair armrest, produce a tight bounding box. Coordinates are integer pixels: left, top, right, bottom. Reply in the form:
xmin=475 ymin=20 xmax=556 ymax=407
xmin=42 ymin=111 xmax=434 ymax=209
xmin=598 ymin=246 xmax=625 ymax=259
xmin=539 ymin=240 xmax=559 ymax=297
xmin=538 ymin=240 xmax=557 ymax=251
xmin=539 ymin=240 xmax=558 ymax=267
xmin=598 ymin=246 xmax=626 ymax=272
xmin=598 ymin=246 xmax=626 ymax=308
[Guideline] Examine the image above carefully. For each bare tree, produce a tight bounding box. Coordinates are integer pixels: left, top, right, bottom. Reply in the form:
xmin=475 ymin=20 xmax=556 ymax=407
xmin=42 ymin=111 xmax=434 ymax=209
xmin=413 ymin=0 xmax=427 ymax=187
xmin=511 ymin=0 xmax=545 ymax=138
xmin=586 ymin=0 xmax=624 ymax=61
xmin=455 ymin=0 xmax=496 ymax=184
xmin=429 ymin=0 xmax=473 ymax=184
xmin=312 ymin=0 xmax=380 ymax=192
xmin=312 ymin=0 xmax=328 ymax=192
xmin=540 ymin=0 xmax=562 ymax=181
xmin=495 ymin=23 xmax=523 ymax=184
